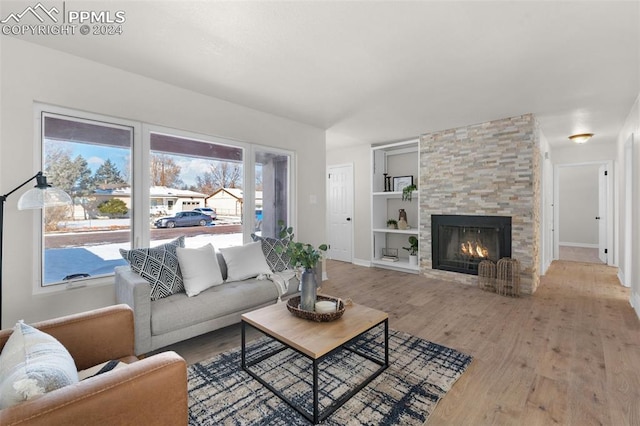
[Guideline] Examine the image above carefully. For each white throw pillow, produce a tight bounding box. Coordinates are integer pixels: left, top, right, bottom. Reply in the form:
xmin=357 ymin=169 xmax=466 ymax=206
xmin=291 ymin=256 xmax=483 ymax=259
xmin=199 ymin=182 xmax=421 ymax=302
xmin=219 ymin=241 xmax=272 ymax=281
xmin=0 ymin=322 xmax=78 ymax=409
xmin=176 ymin=244 xmax=224 ymax=297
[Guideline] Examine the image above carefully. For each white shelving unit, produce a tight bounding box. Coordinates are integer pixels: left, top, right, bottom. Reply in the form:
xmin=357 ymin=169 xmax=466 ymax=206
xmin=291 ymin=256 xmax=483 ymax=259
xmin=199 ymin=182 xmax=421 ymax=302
xmin=371 ymin=139 xmax=419 ymax=273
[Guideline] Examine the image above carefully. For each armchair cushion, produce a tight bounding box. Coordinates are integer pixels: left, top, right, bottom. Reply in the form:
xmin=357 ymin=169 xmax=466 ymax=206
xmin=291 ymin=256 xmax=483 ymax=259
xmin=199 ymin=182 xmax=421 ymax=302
xmin=0 ymin=322 xmax=78 ymax=409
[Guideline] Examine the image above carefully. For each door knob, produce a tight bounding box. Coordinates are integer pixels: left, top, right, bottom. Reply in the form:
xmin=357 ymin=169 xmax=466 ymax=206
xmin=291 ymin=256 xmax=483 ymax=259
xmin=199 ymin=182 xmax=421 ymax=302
xmin=595 ymin=216 xmax=601 ymax=220
xmin=346 ymin=217 xmax=351 ymax=221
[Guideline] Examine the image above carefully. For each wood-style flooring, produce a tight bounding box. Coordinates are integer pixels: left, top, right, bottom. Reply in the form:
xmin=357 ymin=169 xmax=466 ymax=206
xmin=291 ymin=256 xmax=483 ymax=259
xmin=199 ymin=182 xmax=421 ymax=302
xmin=159 ymin=259 xmax=640 ymax=425
xmin=559 ymin=245 xmax=604 ymax=264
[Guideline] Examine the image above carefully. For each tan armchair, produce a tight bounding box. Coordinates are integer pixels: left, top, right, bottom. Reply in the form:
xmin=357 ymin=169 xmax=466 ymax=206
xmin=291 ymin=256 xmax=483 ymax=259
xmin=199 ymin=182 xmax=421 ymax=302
xmin=0 ymin=304 xmax=188 ymax=426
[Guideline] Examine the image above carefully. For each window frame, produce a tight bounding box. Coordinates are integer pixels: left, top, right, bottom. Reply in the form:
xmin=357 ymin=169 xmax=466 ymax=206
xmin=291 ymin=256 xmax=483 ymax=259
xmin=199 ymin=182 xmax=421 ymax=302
xmin=33 ymin=105 xmax=295 ymax=294
xmin=34 ymin=104 xmax=141 ymax=294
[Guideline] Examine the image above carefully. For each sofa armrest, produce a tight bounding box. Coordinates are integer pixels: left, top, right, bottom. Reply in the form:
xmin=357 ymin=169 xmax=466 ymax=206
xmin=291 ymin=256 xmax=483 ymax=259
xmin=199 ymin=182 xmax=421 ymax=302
xmin=0 ymin=351 xmax=187 ymax=426
xmin=0 ymin=304 xmax=135 ymax=371
xmin=114 ymin=265 xmax=153 ymax=355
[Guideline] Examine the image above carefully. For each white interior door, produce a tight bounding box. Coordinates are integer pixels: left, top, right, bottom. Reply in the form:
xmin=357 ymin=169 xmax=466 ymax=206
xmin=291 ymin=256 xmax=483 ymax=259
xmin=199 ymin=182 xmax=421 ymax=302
xmin=598 ymin=164 xmax=608 ymax=263
xmin=327 ymin=164 xmax=353 ymax=263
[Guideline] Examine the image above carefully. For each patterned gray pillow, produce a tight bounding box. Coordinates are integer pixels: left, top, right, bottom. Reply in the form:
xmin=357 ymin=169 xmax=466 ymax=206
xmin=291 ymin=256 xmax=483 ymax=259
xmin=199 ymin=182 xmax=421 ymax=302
xmin=119 ymin=236 xmax=185 ymax=301
xmin=251 ymin=234 xmax=291 ymax=272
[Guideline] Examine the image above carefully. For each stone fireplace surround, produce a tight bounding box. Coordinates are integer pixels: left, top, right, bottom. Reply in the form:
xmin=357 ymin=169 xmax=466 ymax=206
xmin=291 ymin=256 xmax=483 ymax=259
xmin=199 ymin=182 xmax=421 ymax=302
xmin=419 ymin=114 xmax=541 ymax=294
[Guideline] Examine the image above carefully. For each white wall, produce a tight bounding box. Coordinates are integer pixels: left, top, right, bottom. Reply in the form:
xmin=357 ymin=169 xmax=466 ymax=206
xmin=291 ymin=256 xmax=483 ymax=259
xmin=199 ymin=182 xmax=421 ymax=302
xmin=0 ymin=37 xmax=326 ymax=326
xmin=616 ymin=92 xmax=640 ymax=317
xmin=557 ymin=165 xmax=600 ymax=246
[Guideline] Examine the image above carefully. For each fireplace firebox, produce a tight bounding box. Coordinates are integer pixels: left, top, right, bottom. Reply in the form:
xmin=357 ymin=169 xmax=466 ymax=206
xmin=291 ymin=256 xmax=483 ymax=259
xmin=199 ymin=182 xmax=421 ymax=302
xmin=431 ymin=215 xmax=512 ymax=275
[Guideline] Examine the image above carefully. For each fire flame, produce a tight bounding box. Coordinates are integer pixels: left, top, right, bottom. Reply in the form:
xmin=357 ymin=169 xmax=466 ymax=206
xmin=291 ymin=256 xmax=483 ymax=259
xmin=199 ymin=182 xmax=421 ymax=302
xmin=460 ymin=241 xmax=489 ymax=258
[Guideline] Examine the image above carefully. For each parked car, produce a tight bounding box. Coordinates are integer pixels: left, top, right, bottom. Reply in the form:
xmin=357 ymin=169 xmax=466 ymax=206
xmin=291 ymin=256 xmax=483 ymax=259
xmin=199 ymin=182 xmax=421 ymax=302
xmin=193 ymin=207 xmax=217 ymax=220
xmin=154 ymin=211 xmax=213 ymax=228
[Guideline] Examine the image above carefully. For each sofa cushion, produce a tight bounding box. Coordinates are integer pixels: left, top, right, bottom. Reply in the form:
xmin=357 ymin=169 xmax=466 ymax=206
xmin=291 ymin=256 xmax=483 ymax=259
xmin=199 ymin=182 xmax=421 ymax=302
xmin=176 ymin=244 xmax=224 ymax=297
xmin=120 ymin=236 xmax=185 ymax=301
xmin=150 ymin=278 xmax=281 ymax=336
xmin=219 ymin=242 xmax=271 ymax=281
xmin=251 ymin=234 xmax=291 ymax=272
xmin=0 ymin=322 xmax=78 ymax=409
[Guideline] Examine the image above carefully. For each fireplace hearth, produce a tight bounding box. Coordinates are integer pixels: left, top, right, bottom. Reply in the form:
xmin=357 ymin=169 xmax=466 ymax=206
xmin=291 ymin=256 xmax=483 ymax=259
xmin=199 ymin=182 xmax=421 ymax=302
xmin=431 ymin=215 xmax=512 ymax=275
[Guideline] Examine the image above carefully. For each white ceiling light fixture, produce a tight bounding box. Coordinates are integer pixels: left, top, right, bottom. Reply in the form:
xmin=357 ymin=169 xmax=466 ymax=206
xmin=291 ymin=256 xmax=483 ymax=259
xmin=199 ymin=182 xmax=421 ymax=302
xmin=568 ymin=133 xmax=594 ymax=144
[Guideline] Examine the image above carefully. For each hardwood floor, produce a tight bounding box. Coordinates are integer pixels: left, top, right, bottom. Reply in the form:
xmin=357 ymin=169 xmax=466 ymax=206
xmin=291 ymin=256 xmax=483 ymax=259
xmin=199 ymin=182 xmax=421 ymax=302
xmin=160 ymin=260 xmax=640 ymax=425
xmin=559 ymin=245 xmax=604 ymax=264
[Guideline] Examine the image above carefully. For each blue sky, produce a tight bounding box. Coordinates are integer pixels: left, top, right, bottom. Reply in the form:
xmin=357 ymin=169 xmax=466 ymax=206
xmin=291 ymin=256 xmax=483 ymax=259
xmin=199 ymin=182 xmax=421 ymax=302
xmin=48 ymin=140 xmax=221 ymax=188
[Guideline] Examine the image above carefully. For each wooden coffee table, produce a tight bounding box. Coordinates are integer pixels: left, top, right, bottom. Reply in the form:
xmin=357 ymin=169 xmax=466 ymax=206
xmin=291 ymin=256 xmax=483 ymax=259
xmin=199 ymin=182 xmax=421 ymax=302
xmin=241 ymin=301 xmax=389 ymax=424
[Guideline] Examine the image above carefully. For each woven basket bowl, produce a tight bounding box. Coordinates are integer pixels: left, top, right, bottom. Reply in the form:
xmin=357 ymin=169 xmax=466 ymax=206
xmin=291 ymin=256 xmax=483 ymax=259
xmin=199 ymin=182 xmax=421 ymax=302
xmin=286 ymin=294 xmax=345 ymax=322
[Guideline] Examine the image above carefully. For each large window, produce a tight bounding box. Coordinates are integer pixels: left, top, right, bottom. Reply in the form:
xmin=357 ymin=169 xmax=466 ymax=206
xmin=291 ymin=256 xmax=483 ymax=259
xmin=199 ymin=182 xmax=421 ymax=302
xmin=254 ymin=149 xmax=291 ymax=238
xmin=42 ymin=112 xmax=133 ymax=286
xmin=38 ymin=107 xmax=292 ymax=289
xmin=148 ymin=131 xmax=245 ymax=249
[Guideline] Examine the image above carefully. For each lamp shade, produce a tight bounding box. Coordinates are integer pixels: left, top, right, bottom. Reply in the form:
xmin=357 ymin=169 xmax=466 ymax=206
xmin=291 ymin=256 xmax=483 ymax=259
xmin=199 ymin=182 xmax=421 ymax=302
xmin=17 ymin=186 xmax=72 ymax=210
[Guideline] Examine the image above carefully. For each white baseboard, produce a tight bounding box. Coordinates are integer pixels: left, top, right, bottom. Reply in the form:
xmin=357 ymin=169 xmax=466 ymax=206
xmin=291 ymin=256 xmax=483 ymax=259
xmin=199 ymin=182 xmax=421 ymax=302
xmin=617 ymin=270 xmax=631 ymax=288
xmin=352 ymin=258 xmax=371 ymax=268
xmin=559 ymin=242 xmax=599 ymax=248
xmin=631 ymin=291 xmax=640 ymax=320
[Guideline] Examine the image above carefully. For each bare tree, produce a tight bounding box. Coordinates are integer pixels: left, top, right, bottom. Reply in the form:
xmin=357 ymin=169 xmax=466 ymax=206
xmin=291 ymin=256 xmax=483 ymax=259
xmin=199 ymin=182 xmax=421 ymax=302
xmin=150 ymin=154 xmax=183 ymax=187
xmin=211 ymin=161 xmax=242 ymax=189
xmin=194 ymin=161 xmax=242 ymax=194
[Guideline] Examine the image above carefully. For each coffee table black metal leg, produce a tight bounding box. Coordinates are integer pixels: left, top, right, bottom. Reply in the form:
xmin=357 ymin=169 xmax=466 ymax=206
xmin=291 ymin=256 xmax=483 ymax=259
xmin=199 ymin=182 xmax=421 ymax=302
xmin=385 ymin=318 xmax=389 ymax=367
xmin=241 ymin=321 xmax=246 ymax=369
xmin=313 ymin=359 xmax=319 ymax=424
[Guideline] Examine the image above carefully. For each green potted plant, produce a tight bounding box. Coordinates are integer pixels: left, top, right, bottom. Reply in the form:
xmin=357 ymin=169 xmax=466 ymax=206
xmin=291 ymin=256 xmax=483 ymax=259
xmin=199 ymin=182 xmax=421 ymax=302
xmin=402 ymin=235 xmax=419 ymax=266
xmin=402 ymin=184 xmax=417 ymax=202
xmin=277 ymin=221 xmax=328 ymax=311
xmin=386 ymin=219 xmax=398 ymax=229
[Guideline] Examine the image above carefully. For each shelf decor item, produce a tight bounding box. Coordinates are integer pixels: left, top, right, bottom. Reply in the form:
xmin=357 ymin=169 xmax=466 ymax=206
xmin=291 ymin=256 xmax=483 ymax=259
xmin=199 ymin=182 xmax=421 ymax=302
xmin=393 ymin=175 xmax=413 ymax=192
xmin=383 ymin=173 xmax=392 ymax=192
xmin=277 ymin=220 xmax=328 ymax=311
xmin=386 ymin=219 xmax=398 ymax=229
xmin=381 ymin=247 xmax=399 ymax=262
xmin=401 ymin=183 xmax=418 ymax=202
xmin=402 ymin=235 xmax=419 ymax=266
xmin=398 ymin=209 xmax=409 ymax=229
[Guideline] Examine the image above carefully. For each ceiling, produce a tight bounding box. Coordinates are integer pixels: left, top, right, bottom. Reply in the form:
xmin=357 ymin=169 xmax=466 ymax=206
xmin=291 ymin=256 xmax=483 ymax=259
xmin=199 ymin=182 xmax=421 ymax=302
xmin=4 ymin=1 xmax=639 ymax=150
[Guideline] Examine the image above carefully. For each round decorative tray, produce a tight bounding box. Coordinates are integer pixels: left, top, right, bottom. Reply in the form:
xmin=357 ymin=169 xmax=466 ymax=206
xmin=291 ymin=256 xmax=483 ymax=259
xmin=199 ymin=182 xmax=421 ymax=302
xmin=286 ymin=295 xmax=345 ymax=322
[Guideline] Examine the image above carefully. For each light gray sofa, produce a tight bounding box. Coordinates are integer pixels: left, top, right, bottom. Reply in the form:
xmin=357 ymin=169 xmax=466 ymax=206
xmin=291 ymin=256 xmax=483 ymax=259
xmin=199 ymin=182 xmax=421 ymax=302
xmin=115 ymin=252 xmax=300 ymax=355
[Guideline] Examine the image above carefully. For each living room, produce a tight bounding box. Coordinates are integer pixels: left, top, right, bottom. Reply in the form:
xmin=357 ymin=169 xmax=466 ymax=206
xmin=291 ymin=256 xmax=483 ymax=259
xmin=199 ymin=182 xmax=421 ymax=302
xmin=0 ymin=1 xmax=639 ymax=424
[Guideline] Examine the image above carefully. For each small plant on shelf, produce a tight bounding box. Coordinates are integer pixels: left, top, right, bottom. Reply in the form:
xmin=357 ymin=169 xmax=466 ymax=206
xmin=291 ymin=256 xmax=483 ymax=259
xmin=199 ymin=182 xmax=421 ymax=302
xmin=386 ymin=219 xmax=398 ymax=229
xmin=402 ymin=235 xmax=419 ymax=256
xmin=402 ymin=184 xmax=417 ymax=202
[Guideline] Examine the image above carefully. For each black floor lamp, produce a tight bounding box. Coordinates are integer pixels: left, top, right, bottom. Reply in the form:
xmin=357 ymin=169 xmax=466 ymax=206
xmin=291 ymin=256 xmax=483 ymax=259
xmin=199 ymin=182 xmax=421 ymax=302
xmin=0 ymin=172 xmax=72 ymax=328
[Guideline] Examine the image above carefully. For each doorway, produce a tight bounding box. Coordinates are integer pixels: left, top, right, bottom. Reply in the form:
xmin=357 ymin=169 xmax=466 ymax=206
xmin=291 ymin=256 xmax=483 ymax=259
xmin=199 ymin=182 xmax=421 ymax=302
xmin=554 ymin=161 xmax=613 ymax=265
xmin=327 ymin=164 xmax=354 ymax=263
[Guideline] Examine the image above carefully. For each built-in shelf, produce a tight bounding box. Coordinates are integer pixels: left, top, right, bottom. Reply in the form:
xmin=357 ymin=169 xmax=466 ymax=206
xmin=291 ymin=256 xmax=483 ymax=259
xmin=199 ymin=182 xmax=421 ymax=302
xmin=371 ymin=139 xmax=419 ymax=274
xmin=373 ymin=228 xmax=419 ymax=234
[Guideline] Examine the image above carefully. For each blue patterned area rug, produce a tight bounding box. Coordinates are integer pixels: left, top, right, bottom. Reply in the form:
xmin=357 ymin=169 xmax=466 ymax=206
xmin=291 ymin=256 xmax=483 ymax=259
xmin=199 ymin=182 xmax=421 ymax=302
xmin=188 ymin=329 xmax=472 ymax=425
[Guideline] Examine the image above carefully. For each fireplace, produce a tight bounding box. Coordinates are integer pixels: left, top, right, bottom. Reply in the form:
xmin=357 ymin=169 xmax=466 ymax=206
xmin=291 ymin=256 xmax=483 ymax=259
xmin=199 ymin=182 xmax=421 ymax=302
xmin=431 ymin=215 xmax=512 ymax=275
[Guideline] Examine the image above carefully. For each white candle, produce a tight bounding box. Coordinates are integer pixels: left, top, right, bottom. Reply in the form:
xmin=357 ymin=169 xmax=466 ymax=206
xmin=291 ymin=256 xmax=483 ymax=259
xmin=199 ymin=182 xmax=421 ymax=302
xmin=315 ymin=301 xmax=337 ymax=313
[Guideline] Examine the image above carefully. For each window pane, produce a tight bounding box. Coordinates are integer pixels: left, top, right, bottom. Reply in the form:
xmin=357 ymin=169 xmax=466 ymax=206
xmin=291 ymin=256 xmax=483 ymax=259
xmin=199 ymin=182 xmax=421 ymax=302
xmin=43 ymin=114 xmax=133 ymax=286
xmin=149 ymin=132 xmax=244 ymax=249
xmin=255 ymin=150 xmax=290 ymax=238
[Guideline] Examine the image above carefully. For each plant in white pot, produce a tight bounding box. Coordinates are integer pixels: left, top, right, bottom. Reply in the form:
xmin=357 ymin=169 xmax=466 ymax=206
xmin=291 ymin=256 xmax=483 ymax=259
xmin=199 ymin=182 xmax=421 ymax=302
xmin=403 ymin=235 xmax=419 ymax=266
xmin=277 ymin=222 xmax=328 ymax=311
